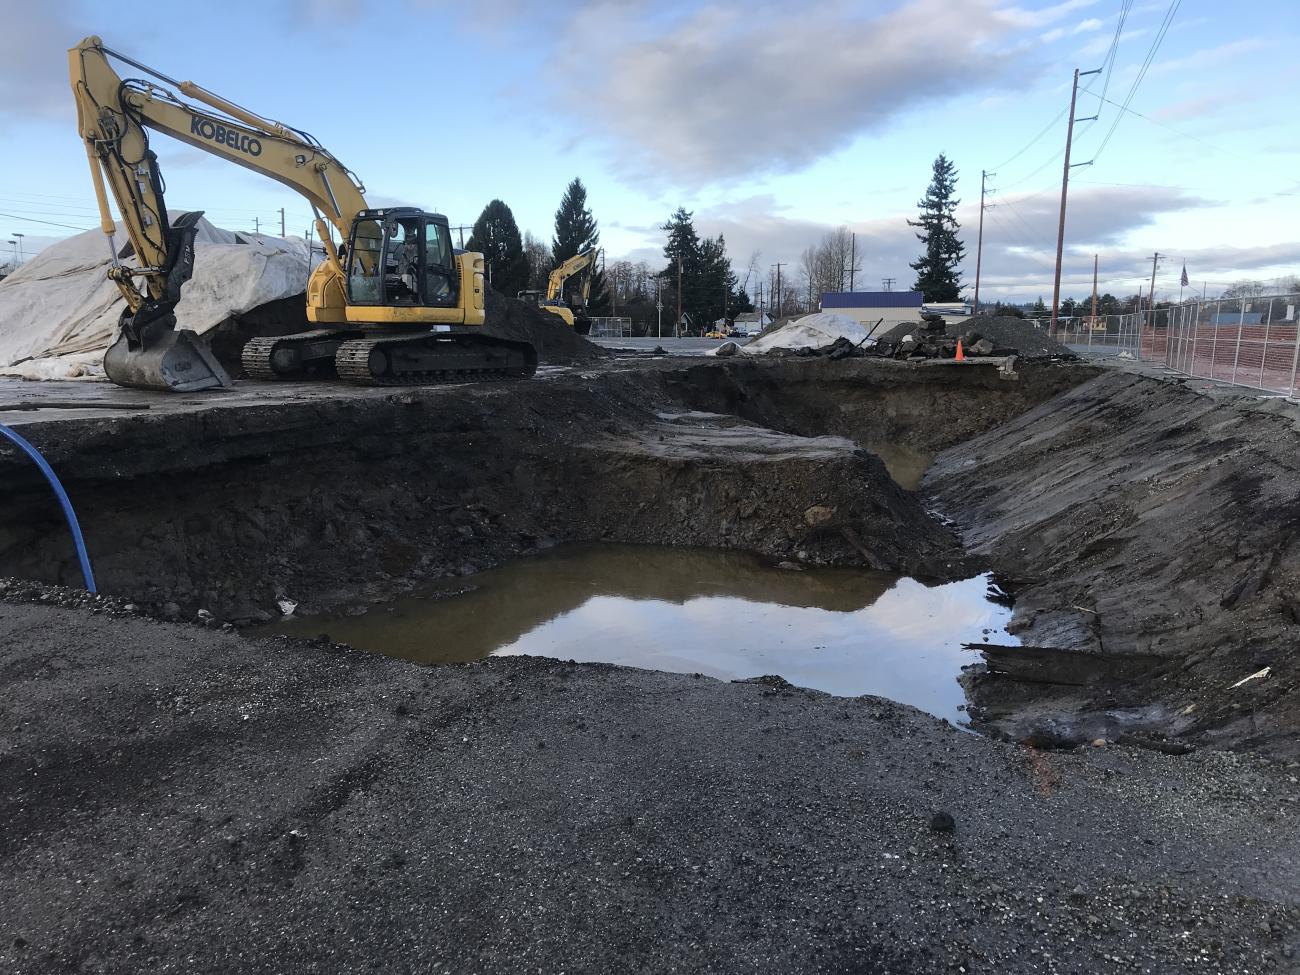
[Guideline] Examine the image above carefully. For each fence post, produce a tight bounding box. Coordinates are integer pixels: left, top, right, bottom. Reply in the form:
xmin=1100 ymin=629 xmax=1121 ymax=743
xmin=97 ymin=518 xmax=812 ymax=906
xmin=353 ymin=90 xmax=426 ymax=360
xmin=1188 ymin=302 xmax=1198 ymax=376
xmin=1259 ymin=298 xmax=1273 ymax=390
xmin=1289 ymin=312 xmax=1300 ymax=400
xmin=1231 ymin=307 xmax=1245 ymax=386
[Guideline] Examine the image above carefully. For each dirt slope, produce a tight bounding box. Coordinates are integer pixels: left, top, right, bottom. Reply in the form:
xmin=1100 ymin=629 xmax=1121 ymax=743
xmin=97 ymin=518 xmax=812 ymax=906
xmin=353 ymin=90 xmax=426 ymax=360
xmin=926 ymin=370 xmax=1300 ymax=754
xmin=481 ymin=289 xmax=606 ymax=364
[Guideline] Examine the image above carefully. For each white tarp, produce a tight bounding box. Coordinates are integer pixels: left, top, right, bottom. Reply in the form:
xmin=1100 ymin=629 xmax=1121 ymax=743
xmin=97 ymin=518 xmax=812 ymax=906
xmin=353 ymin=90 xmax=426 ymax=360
xmin=712 ymin=312 xmax=873 ymax=356
xmin=0 ymin=214 xmax=310 ymax=380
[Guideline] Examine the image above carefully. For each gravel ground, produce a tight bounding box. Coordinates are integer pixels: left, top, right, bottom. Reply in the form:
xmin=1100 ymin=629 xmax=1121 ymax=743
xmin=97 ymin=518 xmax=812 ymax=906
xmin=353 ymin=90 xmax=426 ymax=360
xmin=2 ymin=591 xmax=1299 ymax=974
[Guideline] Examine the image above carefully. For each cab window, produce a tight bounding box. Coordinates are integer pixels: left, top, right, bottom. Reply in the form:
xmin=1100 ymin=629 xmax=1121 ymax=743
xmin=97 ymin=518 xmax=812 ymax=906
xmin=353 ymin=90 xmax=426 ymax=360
xmin=383 ymin=219 xmax=422 ymax=305
xmin=423 ymin=221 xmax=456 ymax=306
xmin=346 ymin=218 xmax=383 ymax=304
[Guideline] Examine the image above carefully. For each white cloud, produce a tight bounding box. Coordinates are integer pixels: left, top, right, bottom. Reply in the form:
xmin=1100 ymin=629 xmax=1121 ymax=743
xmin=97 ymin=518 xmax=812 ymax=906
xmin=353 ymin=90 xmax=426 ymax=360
xmin=547 ymin=0 xmax=1026 ymax=186
xmin=0 ymin=0 xmax=88 ymax=118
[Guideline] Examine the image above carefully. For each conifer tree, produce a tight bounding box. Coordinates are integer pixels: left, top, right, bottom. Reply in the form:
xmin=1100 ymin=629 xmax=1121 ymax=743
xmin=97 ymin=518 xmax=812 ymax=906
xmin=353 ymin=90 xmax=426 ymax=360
xmin=552 ymin=177 xmax=607 ymax=311
xmin=908 ymin=154 xmax=965 ymax=302
xmin=466 ymin=199 xmax=529 ymax=297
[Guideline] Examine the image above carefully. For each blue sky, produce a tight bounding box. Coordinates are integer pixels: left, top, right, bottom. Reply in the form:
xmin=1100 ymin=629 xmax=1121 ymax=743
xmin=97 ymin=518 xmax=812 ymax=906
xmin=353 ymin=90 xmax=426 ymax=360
xmin=1 ymin=0 xmax=1297 ymax=301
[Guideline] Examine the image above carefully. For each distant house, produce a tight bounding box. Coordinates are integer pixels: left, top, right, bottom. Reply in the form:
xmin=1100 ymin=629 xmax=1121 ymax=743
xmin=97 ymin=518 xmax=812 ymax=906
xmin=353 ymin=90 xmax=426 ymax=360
xmin=820 ymin=291 xmax=924 ymax=329
xmin=714 ymin=311 xmax=772 ymax=335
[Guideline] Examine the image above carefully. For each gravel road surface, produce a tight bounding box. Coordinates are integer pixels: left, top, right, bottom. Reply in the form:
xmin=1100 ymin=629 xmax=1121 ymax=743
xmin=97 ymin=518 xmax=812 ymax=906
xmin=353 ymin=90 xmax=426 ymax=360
xmin=3 ymin=595 xmax=1298 ymax=974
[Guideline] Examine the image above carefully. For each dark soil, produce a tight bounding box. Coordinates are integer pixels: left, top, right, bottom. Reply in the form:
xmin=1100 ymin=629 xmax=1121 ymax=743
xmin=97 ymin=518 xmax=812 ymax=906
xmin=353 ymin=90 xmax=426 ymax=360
xmin=482 ymin=288 xmax=606 ymax=364
xmin=2 ymin=599 xmax=1297 ymax=974
xmin=926 ymin=370 xmax=1300 ymax=757
xmin=0 ymin=358 xmax=1036 ymax=624
xmin=880 ymin=315 xmax=1073 ymax=359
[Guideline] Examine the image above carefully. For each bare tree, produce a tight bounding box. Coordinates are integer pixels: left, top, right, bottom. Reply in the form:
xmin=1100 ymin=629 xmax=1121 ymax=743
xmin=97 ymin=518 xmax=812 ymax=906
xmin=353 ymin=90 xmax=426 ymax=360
xmin=522 ymin=231 xmax=552 ymax=293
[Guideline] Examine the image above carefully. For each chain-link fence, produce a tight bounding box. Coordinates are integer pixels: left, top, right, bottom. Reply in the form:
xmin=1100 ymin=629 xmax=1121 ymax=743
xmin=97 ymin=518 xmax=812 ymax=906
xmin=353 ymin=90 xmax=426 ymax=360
xmin=589 ymin=317 xmax=633 ymax=338
xmin=1049 ymin=293 xmax=1300 ymax=398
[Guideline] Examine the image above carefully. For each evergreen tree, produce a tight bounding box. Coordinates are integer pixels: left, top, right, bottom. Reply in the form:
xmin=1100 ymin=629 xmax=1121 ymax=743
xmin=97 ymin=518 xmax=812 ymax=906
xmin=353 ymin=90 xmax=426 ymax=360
xmin=908 ymin=154 xmax=965 ymax=302
xmin=466 ymin=199 xmax=529 ymax=297
xmin=659 ymin=208 xmax=749 ymax=332
xmin=552 ymin=177 xmax=607 ymax=312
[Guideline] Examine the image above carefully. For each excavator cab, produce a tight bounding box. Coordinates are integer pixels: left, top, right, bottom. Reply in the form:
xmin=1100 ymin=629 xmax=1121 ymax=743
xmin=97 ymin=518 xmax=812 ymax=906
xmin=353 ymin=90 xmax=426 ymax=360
xmin=345 ymin=208 xmax=458 ymax=309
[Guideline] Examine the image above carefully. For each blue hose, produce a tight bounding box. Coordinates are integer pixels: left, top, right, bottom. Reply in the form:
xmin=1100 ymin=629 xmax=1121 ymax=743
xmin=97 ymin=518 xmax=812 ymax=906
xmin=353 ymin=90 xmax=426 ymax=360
xmin=0 ymin=422 xmax=97 ymax=593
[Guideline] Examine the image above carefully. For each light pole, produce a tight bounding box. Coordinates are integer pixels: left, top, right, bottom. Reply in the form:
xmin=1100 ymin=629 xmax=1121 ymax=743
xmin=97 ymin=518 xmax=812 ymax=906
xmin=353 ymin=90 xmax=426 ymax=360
xmin=6 ymin=240 xmax=16 ymax=268
xmin=12 ymin=233 xmax=24 ymax=264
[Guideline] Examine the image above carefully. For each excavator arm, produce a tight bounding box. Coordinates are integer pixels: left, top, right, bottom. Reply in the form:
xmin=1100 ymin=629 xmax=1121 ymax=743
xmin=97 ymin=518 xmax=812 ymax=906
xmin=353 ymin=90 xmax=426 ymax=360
xmin=545 ymin=249 xmax=597 ymax=304
xmin=70 ymin=36 xmax=364 ymax=295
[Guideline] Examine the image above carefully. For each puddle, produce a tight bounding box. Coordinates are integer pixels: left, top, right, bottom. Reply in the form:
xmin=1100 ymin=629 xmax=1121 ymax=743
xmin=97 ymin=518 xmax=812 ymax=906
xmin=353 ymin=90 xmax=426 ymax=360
xmin=265 ymin=544 xmax=1014 ymax=725
xmin=869 ymin=442 xmax=934 ymax=491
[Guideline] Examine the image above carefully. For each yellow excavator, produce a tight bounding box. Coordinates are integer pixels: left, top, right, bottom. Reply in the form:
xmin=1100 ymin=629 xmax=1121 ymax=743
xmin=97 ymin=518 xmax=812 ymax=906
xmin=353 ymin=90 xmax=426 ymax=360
xmin=517 ymin=248 xmax=598 ymax=336
xmin=69 ymin=36 xmax=535 ymax=391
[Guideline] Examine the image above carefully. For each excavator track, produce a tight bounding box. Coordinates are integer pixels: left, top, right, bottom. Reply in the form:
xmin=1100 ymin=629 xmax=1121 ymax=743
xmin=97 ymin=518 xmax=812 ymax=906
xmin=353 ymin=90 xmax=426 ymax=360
xmin=334 ymin=333 xmax=538 ymax=386
xmin=241 ymin=330 xmax=347 ymax=380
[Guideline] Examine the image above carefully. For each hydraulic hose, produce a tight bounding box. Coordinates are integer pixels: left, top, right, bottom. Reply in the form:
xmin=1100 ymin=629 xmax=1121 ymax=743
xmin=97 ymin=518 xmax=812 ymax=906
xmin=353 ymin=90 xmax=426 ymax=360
xmin=0 ymin=422 xmax=97 ymax=593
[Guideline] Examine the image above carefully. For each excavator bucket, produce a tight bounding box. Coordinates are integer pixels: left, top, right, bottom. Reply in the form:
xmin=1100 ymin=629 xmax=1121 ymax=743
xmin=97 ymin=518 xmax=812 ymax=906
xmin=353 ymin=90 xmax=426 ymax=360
xmin=103 ymin=326 xmax=231 ymax=392
xmin=100 ymin=211 xmax=230 ymax=391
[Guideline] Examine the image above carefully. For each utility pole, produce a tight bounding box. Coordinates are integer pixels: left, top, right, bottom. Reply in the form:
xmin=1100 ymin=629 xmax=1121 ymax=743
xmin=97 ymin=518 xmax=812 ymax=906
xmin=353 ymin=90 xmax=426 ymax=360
xmin=973 ymin=170 xmax=992 ymax=315
xmin=656 ymin=277 xmax=663 ymax=339
xmin=1147 ymin=252 xmax=1161 ymax=329
xmin=772 ymin=262 xmax=785 ymax=319
xmin=279 ymin=208 xmax=286 ymax=237
xmin=253 ymin=217 xmax=260 ymax=234
xmin=1050 ymin=66 xmax=1101 ymax=334
xmin=676 ymin=254 xmax=683 ymax=339
xmin=882 ymin=277 xmax=895 ymax=292
xmin=849 ymin=233 xmax=857 ymax=291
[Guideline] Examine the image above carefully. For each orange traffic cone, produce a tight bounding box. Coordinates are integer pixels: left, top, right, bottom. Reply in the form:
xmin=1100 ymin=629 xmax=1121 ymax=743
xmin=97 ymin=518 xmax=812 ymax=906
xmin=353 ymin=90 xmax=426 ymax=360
xmin=955 ymin=339 xmax=965 ymax=362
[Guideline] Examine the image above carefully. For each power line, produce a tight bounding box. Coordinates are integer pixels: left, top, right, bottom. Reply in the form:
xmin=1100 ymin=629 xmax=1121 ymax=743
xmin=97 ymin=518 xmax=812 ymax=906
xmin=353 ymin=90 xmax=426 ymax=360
xmin=1088 ymin=0 xmax=1180 ymax=166
xmin=1088 ymin=0 xmax=1134 ymax=105
xmin=0 ymin=211 xmax=94 ymax=232
xmin=989 ymin=105 xmax=1068 ymax=173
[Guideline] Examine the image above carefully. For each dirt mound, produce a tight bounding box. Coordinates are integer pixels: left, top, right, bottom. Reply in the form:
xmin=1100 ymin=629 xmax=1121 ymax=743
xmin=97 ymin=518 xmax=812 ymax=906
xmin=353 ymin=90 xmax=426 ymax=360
xmin=880 ymin=315 xmax=1072 ymax=358
xmin=482 ymin=290 xmax=606 ymax=365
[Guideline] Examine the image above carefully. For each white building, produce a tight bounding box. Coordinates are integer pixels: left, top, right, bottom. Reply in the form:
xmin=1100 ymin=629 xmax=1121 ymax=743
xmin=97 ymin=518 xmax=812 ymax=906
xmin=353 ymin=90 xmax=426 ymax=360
xmin=820 ymin=291 xmax=924 ymax=329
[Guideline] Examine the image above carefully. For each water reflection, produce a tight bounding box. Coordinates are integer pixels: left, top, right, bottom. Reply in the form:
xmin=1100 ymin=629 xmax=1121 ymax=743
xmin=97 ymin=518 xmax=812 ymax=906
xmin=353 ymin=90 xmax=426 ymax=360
xmin=266 ymin=544 xmax=1013 ymax=725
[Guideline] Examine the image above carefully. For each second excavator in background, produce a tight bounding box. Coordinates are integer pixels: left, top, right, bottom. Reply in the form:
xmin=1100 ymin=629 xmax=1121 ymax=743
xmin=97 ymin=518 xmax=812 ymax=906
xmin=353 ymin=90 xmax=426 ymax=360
xmin=69 ymin=36 xmax=535 ymax=391
xmin=517 ymin=248 xmax=598 ymax=336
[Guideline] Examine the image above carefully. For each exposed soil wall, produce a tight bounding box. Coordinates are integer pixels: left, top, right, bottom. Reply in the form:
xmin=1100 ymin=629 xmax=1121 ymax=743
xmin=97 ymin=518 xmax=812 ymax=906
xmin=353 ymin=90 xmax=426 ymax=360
xmin=0 ymin=358 xmax=1053 ymax=622
xmin=659 ymin=357 xmax=1098 ymax=455
xmin=926 ymin=371 xmax=1300 ymax=756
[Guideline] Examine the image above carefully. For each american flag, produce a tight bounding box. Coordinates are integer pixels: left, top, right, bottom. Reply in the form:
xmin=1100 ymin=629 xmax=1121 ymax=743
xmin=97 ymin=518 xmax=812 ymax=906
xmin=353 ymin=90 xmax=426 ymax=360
xmin=1180 ymin=263 xmax=1189 ymax=288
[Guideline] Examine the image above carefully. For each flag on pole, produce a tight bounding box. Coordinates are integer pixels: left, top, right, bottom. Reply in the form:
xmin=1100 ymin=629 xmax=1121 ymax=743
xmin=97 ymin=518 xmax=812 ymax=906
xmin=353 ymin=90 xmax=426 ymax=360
xmin=1180 ymin=262 xmax=1189 ymax=288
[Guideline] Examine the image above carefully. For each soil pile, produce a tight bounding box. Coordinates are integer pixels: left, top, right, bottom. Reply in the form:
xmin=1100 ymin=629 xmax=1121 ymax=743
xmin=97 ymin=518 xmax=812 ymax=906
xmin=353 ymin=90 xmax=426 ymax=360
xmin=880 ymin=315 xmax=1072 ymax=358
xmin=481 ymin=290 xmax=606 ymax=365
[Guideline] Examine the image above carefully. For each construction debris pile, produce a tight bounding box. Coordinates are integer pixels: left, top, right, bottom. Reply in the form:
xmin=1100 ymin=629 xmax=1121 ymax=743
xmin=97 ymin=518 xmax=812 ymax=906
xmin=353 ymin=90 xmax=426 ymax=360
xmin=714 ymin=312 xmax=1075 ymax=363
xmin=0 ymin=214 xmax=313 ymax=381
xmin=879 ymin=314 xmax=1075 ymax=359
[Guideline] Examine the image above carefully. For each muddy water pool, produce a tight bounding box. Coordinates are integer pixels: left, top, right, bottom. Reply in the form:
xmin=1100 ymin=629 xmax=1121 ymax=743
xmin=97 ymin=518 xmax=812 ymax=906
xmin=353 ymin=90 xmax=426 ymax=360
xmin=267 ymin=544 xmax=1013 ymax=725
